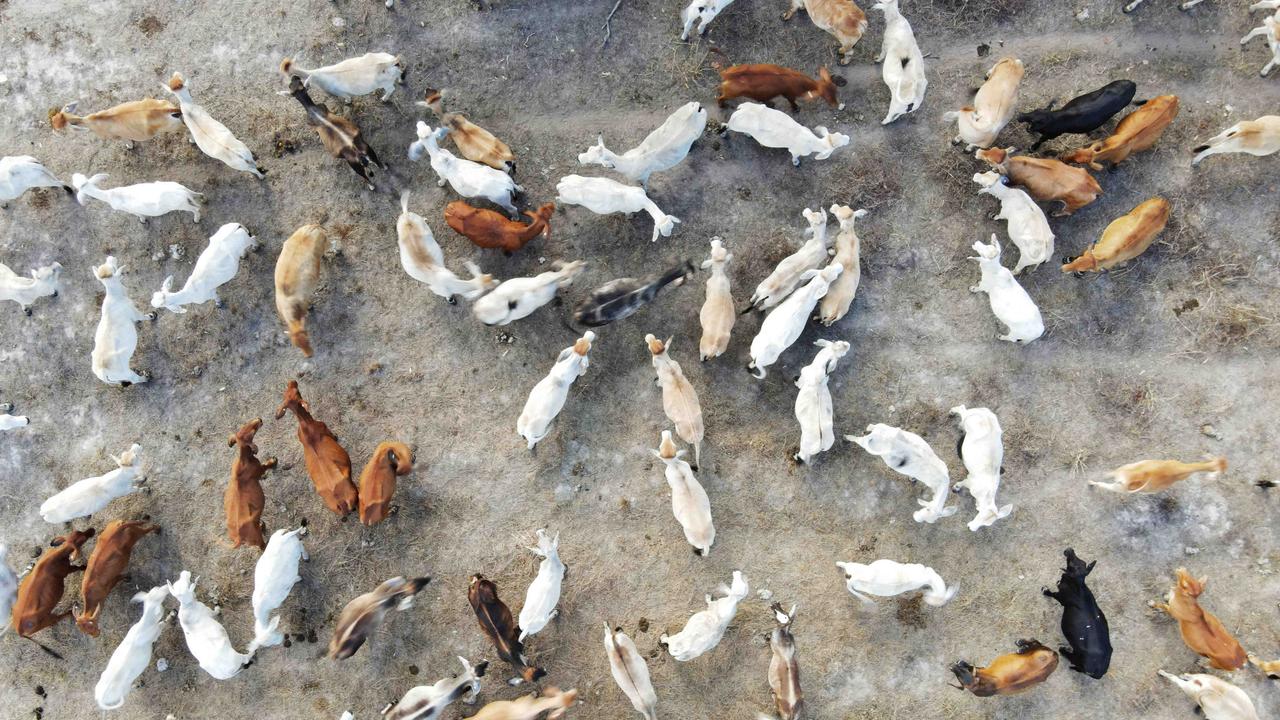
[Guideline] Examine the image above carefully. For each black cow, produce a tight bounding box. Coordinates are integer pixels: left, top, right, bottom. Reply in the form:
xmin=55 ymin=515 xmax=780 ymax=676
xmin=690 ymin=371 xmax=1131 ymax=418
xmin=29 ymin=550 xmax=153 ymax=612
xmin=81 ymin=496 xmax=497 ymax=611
xmin=1043 ymin=548 xmax=1112 ymax=678
xmin=1018 ymin=80 xmax=1137 ymax=150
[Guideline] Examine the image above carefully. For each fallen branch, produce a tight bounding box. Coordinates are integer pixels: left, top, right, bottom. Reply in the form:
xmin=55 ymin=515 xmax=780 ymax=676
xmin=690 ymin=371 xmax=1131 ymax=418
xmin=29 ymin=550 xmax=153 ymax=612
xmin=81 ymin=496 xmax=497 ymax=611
xmin=601 ymin=0 xmax=623 ymax=49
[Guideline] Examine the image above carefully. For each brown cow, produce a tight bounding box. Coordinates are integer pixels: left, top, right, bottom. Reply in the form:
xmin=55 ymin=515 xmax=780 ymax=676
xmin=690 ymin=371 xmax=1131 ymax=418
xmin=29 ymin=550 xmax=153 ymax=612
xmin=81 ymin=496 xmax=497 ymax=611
xmin=420 ymin=90 xmax=516 ymax=173
xmin=445 ymin=201 xmax=553 ymax=254
xmin=951 ymin=639 xmax=1059 ymax=696
xmin=976 ymin=147 xmax=1102 ymax=216
xmin=226 ymin=418 xmax=277 ymax=550
xmin=1152 ymin=568 xmax=1248 ymax=671
xmin=716 ymin=64 xmax=840 ymax=111
xmin=12 ymin=529 xmax=94 ymax=644
xmin=1062 ymin=197 xmax=1169 ymax=273
xmin=285 ymin=75 xmax=383 ymax=190
xmin=469 ymin=574 xmax=546 ymax=683
xmin=76 ymin=520 xmax=160 ymax=637
xmin=1060 ymin=95 xmax=1180 ymax=170
xmin=275 ymin=380 xmax=358 ymax=516
xmin=358 ymin=441 xmax=414 ymax=526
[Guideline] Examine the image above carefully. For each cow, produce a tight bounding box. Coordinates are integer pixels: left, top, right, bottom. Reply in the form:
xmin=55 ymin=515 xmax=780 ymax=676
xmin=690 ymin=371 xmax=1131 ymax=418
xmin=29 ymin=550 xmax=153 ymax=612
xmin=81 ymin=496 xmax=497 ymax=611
xmin=76 ymin=520 xmax=160 ymax=637
xmin=846 ymin=423 xmax=956 ymax=523
xmin=969 ymin=235 xmax=1044 ymax=344
xmin=275 ymin=380 xmax=358 ymax=516
xmin=12 ymin=529 xmax=94 ymax=644
xmin=1059 ymin=95 xmax=1179 ymax=170
xmin=357 ymin=442 xmax=413 ymax=526
xmin=944 ymin=58 xmax=1024 ymax=150
xmin=0 ymin=261 xmax=61 ymax=314
xmin=1042 ymin=549 xmax=1112 ymax=678
xmin=274 ymin=224 xmax=326 ymax=356
xmin=50 ymin=99 xmax=181 ymax=143
xmin=286 ymin=76 xmax=383 ymax=189
xmin=976 ymin=147 xmax=1101 ymax=216
xmin=421 ymin=90 xmax=515 ymax=172
xmin=1062 ymin=197 xmax=1169 ymax=273
xmin=782 ymin=0 xmax=868 ymax=64
xmin=73 ymin=173 xmax=202 ymax=223
xmin=517 ymin=529 xmax=564 ymax=641
xmin=164 ymin=73 xmax=265 ymax=178
xmin=951 ymin=640 xmax=1059 ymax=696
xmin=410 ymin=123 xmax=520 ymax=217
xmin=1017 ymin=80 xmax=1136 ymax=150
xmin=446 ymin=201 xmax=553 ymax=253
xmin=1150 ymin=568 xmax=1248 ymax=671
xmin=653 ymin=430 xmax=715 ymax=556
xmin=715 ymin=64 xmax=840 ymax=110
xmin=725 ymin=103 xmax=850 ymax=165
xmin=837 ymin=559 xmax=957 ymax=606
xmin=152 ymin=223 xmax=257 ymax=313
xmin=698 ymin=238 xmax=735 ymax=360
xmin=1191 ymin=115 xmax=1280 ymax=166
xmin=577 ymin=102 xmax=707 ymax=187
xmin=660 ymin=571 xmax=748 ymax=661
xmin=873 ymin=0 xmax=927 ymax=124
xmin=280 ymin=53 xmax=403 ymax=101
xmin=225 ymin=418 xmax=276 ymax=550
xmin=517 ymin=331 xmax=595 ymax=449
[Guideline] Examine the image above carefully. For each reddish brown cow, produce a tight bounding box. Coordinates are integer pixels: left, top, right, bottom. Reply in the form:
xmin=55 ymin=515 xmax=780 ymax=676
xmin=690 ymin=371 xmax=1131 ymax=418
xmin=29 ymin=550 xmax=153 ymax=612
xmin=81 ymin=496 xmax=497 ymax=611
xmin=76 ymin=520 xmax=160 ymax=637
xmin=226 ymin=418 xmax=276 ymax=550
xmin=445 ymin=201 xmax=553 ymax=253
xmin=358 ymin=441 xmax=414 ymax=526
xmin=12 ymin=529 xmax=94 ymax=643
xmin=716 ymin=64 xmax=839 ymax=111
xmin=275 ymin=380 xmax=358 ymax=516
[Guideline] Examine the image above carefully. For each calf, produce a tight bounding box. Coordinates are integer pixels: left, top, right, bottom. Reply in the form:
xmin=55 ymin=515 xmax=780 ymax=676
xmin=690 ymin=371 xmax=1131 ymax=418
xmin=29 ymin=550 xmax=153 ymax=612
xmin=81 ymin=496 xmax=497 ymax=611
xmin=951 ymin=405 xmax=1012 ymax=530
xmin=331 ymin=576 xmax=431 ymax=660
xmin=410 ymin=123 xmax=521 ymax=217
xmin=0 ymin=261 xmax=61 ymax=314
xmin=873 ymin=0 xmax=927 ymax=124
xmin=473 ymin=261 xmax=586 ymax=326
xmin=819 ymin=205 xmax=866 ymax=324
xmin=972 ymin=172 xmax=1053 ymax=273
xmin=1090 ymin=456 xmax=1226 ymax=493
xmin=12 ymin=529 xmax=93 ymax=641
xmin=168 ymin=571 xmax=254 ymax=679
xmin=358 ymin=441 xmax=413 ymax=526
xmin=970 ymin=236 xmax=1044 ymax=344
xmin=40 ymin=444 xmax=145 ymax=523
xmin=578 ymin=102 xmax=707 ymax=187
xmin=287 ymin=76 xmax=383 ymax=189
xmin=399 ymin=193 xmax=498 ymax=302
xmin=73 ymin=173 xmax=202 ymax=223
xmin=274 ymin=223 xmax=326 ymax=356
xmin=944 ymin=58 xmax=1024 ymax=150
xmin=654 ymin=430 xmax=715 ymax=556
xmin=750 ymin=208 xmax=833 ymax=311
xmin=726 ymin=103 xmax=850 ymax=166
xmin=281 ymin=53 xmax=403 ymax=101
xmin=716 ymin=64 xmax=839 ymax=111
xmin=698 ymin=238 xmax=735 ymax=360
xmin=275 ymin=380 xmax=358 ymax=516
xmin=555 ymin=175 xmax=680 ymax=242
xmin=846 ymin=423 xmax=955 ymax=523
xmin=1191 ymin=115 xmax=1280 ymax=166
xmin=91 ymin=257 xmax=151 ymax=386
xmin=1060 ymin=95 xmax=1179 ymax=170
xmin=1159 ymin=672 xmax=1260 ymax=720
xmin=976 ymin=147 xmax=1101 ymax=216
xmin=446 ymin=201 xmax=553 ymax=253
xmin=517 ymin=331 xmax=595 ymax=449
xmin=794 ymin=340 xmax=850 ymax=464
xmin=837 ymin=559 xmax=956 ymax=606
xmin=660 ymin=571 xmax=748 ymax=661
xmin=77 ymin=520 xmax=160 ymax=637
xmin=49 ymin=99 xmax=181 ymax=142
xmin=782 ymin=0 xmax=868 ymax=65
xmin=468 ymin=574 xmax=545 ymax=682
xmin=1043 ymin=549 xmax=1111 ymax=678
xmin=766 ymin=604 xmax=803 ymax=720
xmin=384 ymin=656 xmax=488 ymax=720
xmin=421 ymin=90 xmax=515 ymax=172
xmin=604 ymin=624 xmax=658 ymax=720
xmin=152 ymin=223 xmax=257 ymax=313
xmin=647 ymin=335 xmax=705 ymax=467
xmin=517 ymin=529 xmax=564 ymax=641
xmin=94 ymin=585 xmax=169 ymax=710
xmin=226 ymin=418 xmax=276 ymax=550
xmin=748 ymin=263 xmax=843 ymax=379
xmin=951 ymin=640 xmax=1059 ymax=696
xmin=1062 ymin=197 xmax=1169 ymax=273
xmin=1 ymin=156 xmax=70 ymax=203
xmin=682 ymin=0 xmax=735 ymax=39
xmin=1017 ymin=80 xmax=1136 ymax=150
xmin=165 ymin=73 xmax=265 ymax=178
xmin=574 ymin=262 xmax=695 ymax=327
xmin=1151 ymin=568 xmax=1247 ymax=670
xmin=1242 ymin=15 xmax=1280 ymax=76
xmin=249 ymin=527 xmax=307 ymax=652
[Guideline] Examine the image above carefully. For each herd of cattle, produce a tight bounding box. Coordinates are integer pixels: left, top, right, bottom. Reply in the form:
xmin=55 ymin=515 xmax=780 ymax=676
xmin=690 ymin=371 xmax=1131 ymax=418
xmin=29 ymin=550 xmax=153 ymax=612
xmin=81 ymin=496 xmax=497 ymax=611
xmin=1 ymin=0 xmax=1279 ymax=718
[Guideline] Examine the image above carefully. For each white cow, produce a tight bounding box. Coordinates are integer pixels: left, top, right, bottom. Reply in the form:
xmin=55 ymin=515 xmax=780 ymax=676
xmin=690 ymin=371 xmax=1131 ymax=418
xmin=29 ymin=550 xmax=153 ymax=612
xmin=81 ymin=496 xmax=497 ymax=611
xmin=973 ymin=172 xmax=1054 ymax=274
xmin=653 ymin=429 xmax=715 ymax=556
xmin=94 ymin=586 xmax=169 ymax=710
xmin=383 ymin=656 xmax=486 ymax=720
xmin=0 ymin=261 xmax=61 ymax=313
xmin=555 ymin=174 xmax=681 ymax=242
xmin=0 ymin=411 xmax=29 ymax=431
xmin=397 ymin=191 xmax=497 ymax=302
xmin=164 ymin=73 xmax=264 ymax=178
xmin=873 ymin=0 xmax=927 ymax=124
xmin=836 ymin=559 xmax=957 ymax=606
xmin=818 ymin=205 xmax=866 ymax=325
xmin=281 ymin=53 xmax=403 ymax=101
xmin=409 ymin=123 xmax=521 ymax=217
xmin=517 ymin=331 xmax=594 ymax=449
xmin=152 ymin=223 xmax=257 ymax=313
xmin=72 ymin=173 xmax=202 ymax=223
xmin=846 ymin=424 xmax=956 ymax=523
xmin=1191 ymin=115 xmax=1280 ymax=166
xmin=750 ymin=207 xmax=833 ymax=311
xmin=1159 ymin=671 xmax=1259 ymax=720
xmin=726 ymin=103 xmax=850 ymax=165
xmin=0 ymin=545 xmax=16 ymax=633
xmin=472 ymin=261 xmax=586 ymax=325
xmin=40 ymin=443 xmax=145 ymax=523
xmin=748 ymin=263 xmax=843 ymax=379
xmin=518 ymin=529 xmax=564 ymax=641
xmin=943 ymin=58 xmax=1024 ymax=149
xmin=794 ymin=339 xmax=850 ymax=464
xmin=604 ymin=624 xmax=658 ymax=720
xmin=1242 ymin=15 xmax=1280 ymax=76
xmin=969 ymin=235 xmax=1044 ymax=344
xmin=0 ymin=156 xmax=69 ymax=203
xmin=660 ymin=571 xmax=748 ymax=661
xmin=91 ymin=257 xmax=151 ymax=386
xmin=168 ymin=571 xmax=254 ymax=680
xmin=699 ymin=237 xmax=735 ymax=361
xmin=578 ymin=102 xmax=707 ymax=186
xmin=250 ymin=528 xmax=308 ymax=652
xmin=951 ymin=405 xmax=1013 ymax=531
xmin=681 ymin=0 xmax=735 ymax=39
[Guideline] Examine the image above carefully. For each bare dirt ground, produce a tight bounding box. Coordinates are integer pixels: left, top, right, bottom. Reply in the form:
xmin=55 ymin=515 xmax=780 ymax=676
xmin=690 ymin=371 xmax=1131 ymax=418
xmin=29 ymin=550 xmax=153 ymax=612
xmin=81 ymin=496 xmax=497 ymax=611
xmin=1 ymin=0 xmax=1278 ymax=718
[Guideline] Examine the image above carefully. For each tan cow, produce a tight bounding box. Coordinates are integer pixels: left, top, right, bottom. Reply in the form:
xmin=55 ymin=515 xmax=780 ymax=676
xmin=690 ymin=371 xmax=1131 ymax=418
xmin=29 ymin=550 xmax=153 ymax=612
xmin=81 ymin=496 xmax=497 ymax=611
xmin=274 ymin=224 xmax=326 ymax=357
xmin=1062 ymin=197 xmax=1169 ymax=273
xmin=1060 ymin=95 xmax=1180 ymax=170
xmin=782 ymin=0 xmax=868 ymax=65
xmin=49 ymin=99 xmax=182 ymax=142
xmin=1192 ymin=116 xmax=1280 ymax=166
xmin=421 ymin=90 xmax=515 ymax=173
xmin=976 ymin=147 xmax=1101 ymax=216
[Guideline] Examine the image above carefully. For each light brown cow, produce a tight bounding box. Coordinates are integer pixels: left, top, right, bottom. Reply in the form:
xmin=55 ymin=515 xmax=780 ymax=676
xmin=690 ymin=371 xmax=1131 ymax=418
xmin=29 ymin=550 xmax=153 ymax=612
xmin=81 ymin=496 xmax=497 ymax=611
xmin=1090 ymin=456 xmax=1226 ymax=493
xmin=951 ymin=639 xmax=1059 ymax=696
xmin=12 ymin=529 xmax=94 ymax=643
xmin=76 ymin=520 xmax=160 ymax=637
xmin=716 ymin=64 xmax=840 ymax=111
xmin=358 ymin=441 xmax=413 ymax=526
xmin=1192 ymin=115 xmax=1280 ymax=166
xmin=976 ymin=147 xmax=1102 ymax=216
xmin=420 ymin=90 xmax=516 ymax=173
xmin=274 ymin=224 xmax=326 ymax=357
xmin=1062 ymin=197 xmax=1169 ymax=273
xmin=226 ymin=418 xmax=276 ymax=550
xmin=1060 ymin=95 xmax=1180 ymax=170
xmin=445 ymin=201 xmax=553 ymax=253
xmin=49 ymin=99 xmax=182 ymax=142
xmin=1152 ymin=568 xmax=1248 ymax=671
xmin=275 ymin=380 xmax=358 ymax=516
xmin=781 ymin=0 xmax=868 ymax=65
